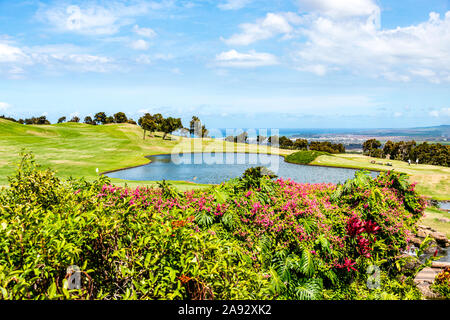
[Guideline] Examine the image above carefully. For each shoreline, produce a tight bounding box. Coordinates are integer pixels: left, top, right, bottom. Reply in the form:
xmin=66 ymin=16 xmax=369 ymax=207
xmin=100 ymin=151 xmax=383 ymax=183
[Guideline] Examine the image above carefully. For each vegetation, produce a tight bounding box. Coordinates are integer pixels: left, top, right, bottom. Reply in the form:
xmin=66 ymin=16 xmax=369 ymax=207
xmin=285 ymin=150 xmax=330 ymax=165
xmin=0 ymin=115 xmax=19 ymax=123
xmin=138 ymin=113 xmax=158 ymax=140
xmin=0 ymin=118 xmax=289 ymax=189
xmin=189 ymin=116 xmax=208 ymax=138
xmin=309 ymin=141 xmax=345 ymax=154
xmin=268 ymin=136 xmax=345 ymax=154
xmin=363 ymin=139 xmax=450 ymax=167
xmin=226 ymin=132 xmax=248 ymax=143
xmin=0 ymin=154 xmax=439 ymax=300
xmin=431 ymin=267 xmax=450 ymax=299
xmin=69 ymin=116 xmax=80 ymax=123
xmin=310 ymin=153 xmax=450 ymax=201
xmin=18 ymin=116 xmax=51 ymax=125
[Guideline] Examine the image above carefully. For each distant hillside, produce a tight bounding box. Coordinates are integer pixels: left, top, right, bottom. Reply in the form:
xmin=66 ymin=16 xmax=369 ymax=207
xmin=359 ymin=125 xmax=450 ymax=138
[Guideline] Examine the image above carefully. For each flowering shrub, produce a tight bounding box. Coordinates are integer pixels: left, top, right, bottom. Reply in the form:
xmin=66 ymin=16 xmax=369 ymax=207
xmin=431 ymin=267 xmax=450 ymax=298
xmin=0 ymin=154 xmax=429 ymax=300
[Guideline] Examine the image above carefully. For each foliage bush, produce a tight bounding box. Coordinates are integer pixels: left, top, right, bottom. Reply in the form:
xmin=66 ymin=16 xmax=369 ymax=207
xmin=285 ymin=150 xmax=330 ymax=165
xmin=431 ymin=267 xmax=450 ymax=299
xmin=0 ymin=154 xmax=435 ymax=300
xmin=363 ymin=139 xmax=450 ymax=167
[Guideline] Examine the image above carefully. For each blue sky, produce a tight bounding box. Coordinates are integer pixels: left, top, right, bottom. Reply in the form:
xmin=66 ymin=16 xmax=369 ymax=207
xmin=0 ymin=0 xmax=449 ymax=128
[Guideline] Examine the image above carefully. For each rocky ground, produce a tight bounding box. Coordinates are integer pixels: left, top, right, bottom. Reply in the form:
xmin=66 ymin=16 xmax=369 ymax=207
xmin=409 ymin=225 xmax=449 ymax=299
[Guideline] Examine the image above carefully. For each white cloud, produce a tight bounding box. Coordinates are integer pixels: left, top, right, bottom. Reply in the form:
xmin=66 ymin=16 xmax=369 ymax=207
xmin=130 ymin=39 xmax=150 ymax=50
xmin=0 ymin=43 xmax=29 ymax=63
xmin=153 ymin=53 xmax=174 ymax=61
xmin=296 ymin=64 xmax=328 ymax=76
xmin=132 ymin=25 xmax=157 ymax=38
xmin=292 ymin=7 xmax=450 ymax=83
xmin=218 ymin=0 xmax=252 ymax=11
xmin=171 ymin=68 xmax=183 ymax=74
xmin=393 ymin=112 xmax=403 ymax=118
xmin=0 ymin=102 xmax=11 ymax=111
xmin=136 ymin=54 xmax=152 ymax=64
xmin=223 ymin=12 xmax=299 ymax=45
xmin=37 ymin=1 xmax=171 ymax=35
xmin=215 ymin=49 xmax=279 ymax=68
xmin=429 ymin=108 xmax=450 ymax=118
xmin=297 ymin=0 xmax=380 ymax=19
xmin=0 ymin=43 xmax=117 ymax=74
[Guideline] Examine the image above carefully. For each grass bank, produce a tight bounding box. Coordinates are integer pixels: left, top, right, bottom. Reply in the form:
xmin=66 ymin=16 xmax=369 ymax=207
xmin=0 ymin=119 xmax=291 ymax=190
xmin=311 ymin=153 xmax=450 ymax=201
xmin=420 ymin=207 xmax=450 ymax=238
xmin=1 ymin=119 xmax=448 ymax=199
xmin=284 ymin=150 xmax=330 ymax=165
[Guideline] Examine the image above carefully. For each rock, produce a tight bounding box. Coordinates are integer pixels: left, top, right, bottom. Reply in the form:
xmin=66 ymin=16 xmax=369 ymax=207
xmin=396 ymin=254 xmax=421 ymax=271
xmin=431 ymin=232 xmax=449 ymax=247
xmin=423 ymin=242 xmax=439 ymax=254
xmin=432 ymin=261 xmax=450 ymax=268
xmin=415 ymin=281 xmax=440 ymax=300
xmin=417 ymin=225 xmax=433 ymax=231
xmin=417 ymin=229 xmax=427 ymax=238
xmin=409 ymin=236 xmax=423 ymax=246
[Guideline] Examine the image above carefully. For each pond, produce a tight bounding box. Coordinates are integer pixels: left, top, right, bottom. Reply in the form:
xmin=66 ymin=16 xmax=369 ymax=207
xmin=438 ymin=201 xmax=450 ymax=211
xmin=106 ymin=153 xmax=378 ymax=185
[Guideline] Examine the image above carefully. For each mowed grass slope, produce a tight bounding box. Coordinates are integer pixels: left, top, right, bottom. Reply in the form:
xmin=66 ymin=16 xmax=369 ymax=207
xmin=1 ymin=119 xmax=449 ymax=199
xmin=0 ymin=119 xmax=292 ymax=190
xmin=311 ymin=153 xmax=450 ymax=200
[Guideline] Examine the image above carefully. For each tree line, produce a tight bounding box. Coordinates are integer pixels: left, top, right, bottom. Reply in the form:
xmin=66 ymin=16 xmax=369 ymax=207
xmin=1 ymin=113 xmax=210 ymax=141
xmin=363 ymin=138 xmax=450 ymax=167
xmin=222 ymin=133 xmax=345 ymax=153
xmin=271 ymin=136 xmax=345 ymax=153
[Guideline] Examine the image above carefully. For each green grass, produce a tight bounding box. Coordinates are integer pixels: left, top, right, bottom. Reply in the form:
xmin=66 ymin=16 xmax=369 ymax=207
xmin=1 ymin=119 xmax=449 ymax=200
xmin=0 ymin=119 xmax=291 ymax=190
xmin=420 ymin=208 xmax=450 ymax=238
xmin=285 ymin=150 xmax=330 ymax=165
xmin=311 ymin=153 xmax=450 ymax=200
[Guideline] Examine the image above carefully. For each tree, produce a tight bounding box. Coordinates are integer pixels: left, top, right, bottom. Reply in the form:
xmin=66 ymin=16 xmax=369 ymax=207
xmin=84 ymin=116 xmax=95 ymax=125
xmin=94 ymin=112 xmax=107 ymax=125
xmin=257 ymin=135 xmax=266 ymax=145
xmin=138 ymin=113 xmax=158 ymax=140
xmin=293 ymin=139 xmax=308 ymax=150
xmin=235 ymin=131 xmax=248 ymax=143
xmin=336 ymin=143 xmax=345 ymax=153
xmin=0 ymin=115 xmax=18 ymax=122
xmin=383 ymin=140 xmax=395 ymax=159
xmin=189 ymin=116 xmax=201 ymax=136
xmin=57 ymin=116 xmax=66 ymax=124
xmin=105 ymin=116 xmax=114 ymax=124
xmin=309 ymin=141 xmax=345 ymax=154
xmin=160 ymin=117 xmax=183 ymax=139
xmin=69 ymin=116 xmax=80 ymax=123
xmin=362 ymin=139 xmax=381 ymax=155
xmin=201 ymin=125 xmax=209 ymax=138
xmin=268 ymin=136 xmax=279 ymax=146
xmin=279 ymin=136 xmax=294 ymax=149
xmin=152 ymin=113 xmax=164 ymax=128
xmin=24 ymin=116 xmax=50 ymax=125
xmin=113 ymin=112 xmax=128 ymax=123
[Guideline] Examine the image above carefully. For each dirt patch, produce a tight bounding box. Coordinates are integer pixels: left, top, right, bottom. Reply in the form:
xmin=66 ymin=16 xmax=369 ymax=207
xmin=50 ymin=160 xmax=87 ymax=165
xmin=25 ymin=130 xmax=56 ymax=137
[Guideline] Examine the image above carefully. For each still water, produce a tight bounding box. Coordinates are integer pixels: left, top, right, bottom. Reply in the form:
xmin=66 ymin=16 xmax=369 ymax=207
xmin=107 ymin=153 xmax=378 ymax=184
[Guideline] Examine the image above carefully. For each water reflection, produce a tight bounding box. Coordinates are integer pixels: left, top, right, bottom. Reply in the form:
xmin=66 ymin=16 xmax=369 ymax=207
xmin=107 ymin=152 xmax=378 ymax=185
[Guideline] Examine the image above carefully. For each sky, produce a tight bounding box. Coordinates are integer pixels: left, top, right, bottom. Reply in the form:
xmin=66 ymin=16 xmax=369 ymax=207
xmin=0 ymin=0 xmax=450 ymax=129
